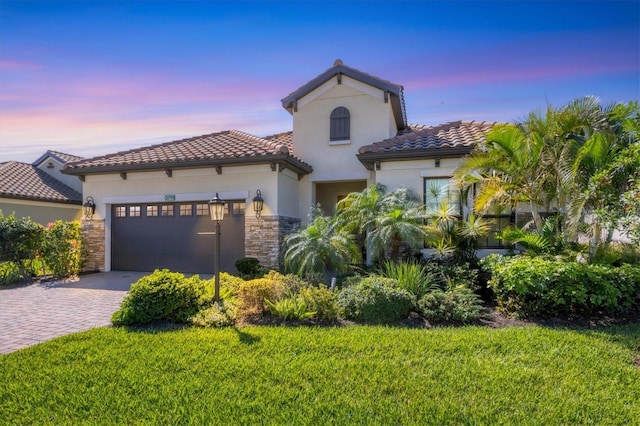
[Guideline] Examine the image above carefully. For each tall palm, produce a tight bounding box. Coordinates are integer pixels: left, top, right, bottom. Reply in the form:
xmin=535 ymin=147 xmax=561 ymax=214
xmin=454 ymin=123 xmax=548 ymax=230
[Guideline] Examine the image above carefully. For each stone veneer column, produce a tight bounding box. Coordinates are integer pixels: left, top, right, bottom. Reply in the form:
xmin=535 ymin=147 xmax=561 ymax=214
xmin=245 ymin=215 xmax=300 ymax=271
xmin=81 ymin=219 xmax=105 ymax=272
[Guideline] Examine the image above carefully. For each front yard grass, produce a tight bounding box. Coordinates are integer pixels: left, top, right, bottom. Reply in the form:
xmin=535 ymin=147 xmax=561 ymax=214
xmin=1 ymin=324 xmax=639 ymax=424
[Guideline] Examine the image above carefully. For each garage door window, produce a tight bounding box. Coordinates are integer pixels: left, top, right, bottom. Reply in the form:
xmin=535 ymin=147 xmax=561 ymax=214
xmin=115 ymin=206 xmax=126 ymax=217
xmin=147 ymin=205 xmax=159 ymax=217
xmin=180 ymin=204 xmax=193 ymax=216
xmin=196 ymin=203 xmax=208 ymax=216
xmin=129 ymin=206 xmax=141 ymax=217
xmin=161 ymin=205 xmax=174 ymax=217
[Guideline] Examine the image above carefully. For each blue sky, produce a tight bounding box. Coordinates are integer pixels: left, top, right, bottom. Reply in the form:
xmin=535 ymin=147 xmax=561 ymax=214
xmin=1 ymin=0 xmax=638 ymax=162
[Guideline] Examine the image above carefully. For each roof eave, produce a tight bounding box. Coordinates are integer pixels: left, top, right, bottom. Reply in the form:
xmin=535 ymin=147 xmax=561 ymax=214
xmin=62 ymin=154 xmax=313 ymax=176
xmin=0 ymin=193 xmax=82 ymax=205
xmin=356 ymin=147 xmax=473 ymax=170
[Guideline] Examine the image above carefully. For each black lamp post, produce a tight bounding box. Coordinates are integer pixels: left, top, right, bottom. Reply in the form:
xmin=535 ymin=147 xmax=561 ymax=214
xmin=83 ymin=196 xmax=96 ymax=220
xmin=208 ymin=193 xmax=226 ymax=304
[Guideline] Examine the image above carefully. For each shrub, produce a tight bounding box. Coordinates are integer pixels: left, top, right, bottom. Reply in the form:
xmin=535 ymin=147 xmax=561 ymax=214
xmin=298 ymin=285 xmax=339 ymax=323
xmin=237 ymin=277 xmax=285 ymax=316
xmin=0 ymin=261 xmax=22 ymax=285
xmin=111 ymin=270 xmax=203 ymax=326
xmin=418 ymin=287 xmax=485 ymax=324
xmin=41 ymin=220 xmax=83 ymax=278
xmin=263 ymin=270 xmax=308 ymax=294
xmin=482 ymin=255 xmax=640 ymax=317
xmin=265 ymin=295 xmax=316 ymax=321
xmin=190 ymin=299 xmax=237 ymax=327
xmin=378 ymin=259 xmax=438 ymax=298
xmin=422 ymin=261 xmax=478 ymax=291
xmin=0 ymin=213 xmax=44 ymax=279
xmin=235 ymin=257 xmax=263 ymax=279
xmin=337 ymin=276 xmax=416 ymax=323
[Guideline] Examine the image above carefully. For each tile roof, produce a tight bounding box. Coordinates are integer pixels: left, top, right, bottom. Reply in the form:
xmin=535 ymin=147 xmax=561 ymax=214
xmin=0 ymin=161 xmax=82 ymax=204
xmin=32 ymin=150 xmax=85 ymax=167
xmin=281 ymin=59 xmax=407 ymax=130
xmin=63 ymin=129 xmax=312 ymax=175
xmin=357 ymin=121 xmax=497 ymax=168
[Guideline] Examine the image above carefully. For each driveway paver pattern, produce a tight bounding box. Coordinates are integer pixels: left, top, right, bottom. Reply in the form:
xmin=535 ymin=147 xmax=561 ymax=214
xmin=0 ymin=271 xmax=146 ymax=354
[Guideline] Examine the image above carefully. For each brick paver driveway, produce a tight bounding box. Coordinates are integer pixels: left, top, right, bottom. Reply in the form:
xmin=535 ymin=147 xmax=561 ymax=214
xmin=0 ymin=271 xmax=146 ymax=354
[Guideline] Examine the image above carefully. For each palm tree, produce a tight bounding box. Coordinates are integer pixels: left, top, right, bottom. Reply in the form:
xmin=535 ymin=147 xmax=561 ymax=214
xmin=367 ymin=198 xmax=428 ymax=263
xmin=453 ymin=123 xmax=548 ymax=231
xmin=284 ymin=208 xmax=360 ymax=280
xmin=336 ymin=185 xmax=429 ymax=265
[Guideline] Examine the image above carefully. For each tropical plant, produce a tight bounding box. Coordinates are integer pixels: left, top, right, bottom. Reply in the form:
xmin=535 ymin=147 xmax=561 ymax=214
xmin=337 ymin=185 xmax=429 ymax=264
xmin=265 ymin=294 xmax=316 ymax=321
xmin=378 ymin=259 xmax=438 ymax=299
xmin=284 ymin=207 xmax=360 ymax=280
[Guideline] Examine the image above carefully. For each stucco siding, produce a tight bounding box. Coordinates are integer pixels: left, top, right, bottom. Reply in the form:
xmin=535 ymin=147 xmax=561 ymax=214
xmin=374 ymin=157 xmax=464 ymax=200
xmin=0 ymin=198 xmax=81 ymax=225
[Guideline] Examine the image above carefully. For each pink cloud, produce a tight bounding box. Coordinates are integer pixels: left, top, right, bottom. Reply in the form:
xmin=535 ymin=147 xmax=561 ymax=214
xmin=0 ymin=59 xmax=41 ymax=71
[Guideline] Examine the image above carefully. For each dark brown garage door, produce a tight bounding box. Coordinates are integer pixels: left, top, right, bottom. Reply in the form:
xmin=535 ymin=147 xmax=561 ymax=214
xmin=112 ymin=201 xmax=245 ymax=274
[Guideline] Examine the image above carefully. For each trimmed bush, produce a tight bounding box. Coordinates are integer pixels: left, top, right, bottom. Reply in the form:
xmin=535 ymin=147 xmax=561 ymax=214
xmin=235 ymin=257 xmax=263 ymax=279
xmin=418 ymin=287 xmax=485 ymax=324
xmin=237 ymin=277 xmax=285 ymax=316
xmin=41 ymin=220 xmax=83 ymax=279
xmin=298 ymin=285 xmax=339 ymax=323
xmin=190 ymin=299 xmax=237 ymax=327
xmin=482 ymin=255 xmax=640 ymax=317
xmin=111 ymin=270 xmax=203 ymax=325
xmin=337 ymin=276 xmax=416 ymax=323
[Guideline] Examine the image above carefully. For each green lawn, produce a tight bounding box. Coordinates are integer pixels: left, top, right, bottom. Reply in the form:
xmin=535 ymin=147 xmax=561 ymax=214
xmin=1 ymin=325 xmax=639 ymax=424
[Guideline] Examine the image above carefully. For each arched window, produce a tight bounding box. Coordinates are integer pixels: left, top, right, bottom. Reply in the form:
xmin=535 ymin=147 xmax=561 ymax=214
xmin=330 ymin=107 xmax=350 ymax=141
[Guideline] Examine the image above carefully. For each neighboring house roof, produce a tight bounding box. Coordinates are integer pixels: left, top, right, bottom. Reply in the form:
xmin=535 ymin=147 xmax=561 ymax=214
xmin=0 ymin=161 xmax=82 ymax=204
xmin=32 ymin=150 xmax=85 ymax=167
xmin=63 ymin=129 xmax=312 ymax=176
xmin=281 ymin=59 xmax=407 ymax=131
xmin=357 ymin=120 xmax=497 ymax=169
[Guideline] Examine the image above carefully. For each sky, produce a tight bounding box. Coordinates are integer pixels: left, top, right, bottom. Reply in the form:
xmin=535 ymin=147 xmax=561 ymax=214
xmin=0 ymin=0 xmax=638 ymax=163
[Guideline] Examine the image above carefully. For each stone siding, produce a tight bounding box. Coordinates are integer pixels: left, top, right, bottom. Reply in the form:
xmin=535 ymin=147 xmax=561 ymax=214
xmin=245 ymin=215 xmax=300 ymax=271
xmin=81 ymin=219 xmax=105 ymax=272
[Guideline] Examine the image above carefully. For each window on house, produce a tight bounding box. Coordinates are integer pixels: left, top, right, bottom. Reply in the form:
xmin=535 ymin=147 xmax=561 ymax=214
xmin=115 ymin=206 xmax=126 ymax=218
xmin=161 ymin=205 xmax=174 ymax=217
xmin=129 ymin=206 xmax=141 ymax=217
xmin=147 ymin=205 xmax=159 ymax=217
xmin=196 ymin=203 xmax=209 ymax=216
xmin=330 ymin=107 xmax=350 ymax=141
xmin=424 ymin=178 xmax=461 ymax=217
xmin=179 ymin=204 xmax=192 ymax=216
xmin=232 ymin=202 xmax=245 ymax=216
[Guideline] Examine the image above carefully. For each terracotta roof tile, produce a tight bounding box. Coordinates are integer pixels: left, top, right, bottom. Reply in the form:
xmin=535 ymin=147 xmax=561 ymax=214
xmin=0 ymin=161 xmax=82 ymax=204
xmin=358 ymin=121 xmax=497 ymax=156
xmin=32 ymin=150 xmax=84 ymax=167
xmin=64 ymin=129 xmax=311 ymax=173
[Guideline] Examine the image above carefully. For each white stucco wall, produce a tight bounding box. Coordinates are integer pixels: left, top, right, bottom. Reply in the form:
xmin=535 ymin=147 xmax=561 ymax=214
xmin=373 ymin=157 xmax=464 ymax=200
xmin=292 ymin=74 xmax=399 ymax=218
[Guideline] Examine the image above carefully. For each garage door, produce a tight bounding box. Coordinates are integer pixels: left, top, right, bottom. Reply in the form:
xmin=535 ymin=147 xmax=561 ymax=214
xmin=112 ymin=201 xmax=245 ymax=273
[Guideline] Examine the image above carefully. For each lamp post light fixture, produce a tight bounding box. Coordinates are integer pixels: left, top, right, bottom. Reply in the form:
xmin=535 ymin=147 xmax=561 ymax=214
xmin=208 ymin=193 xmax=226 ymax=303
xmin=83 ymin=196 xmax=96 ymax=220
xmin=252 ymin=189 xmax=264 ymax=219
